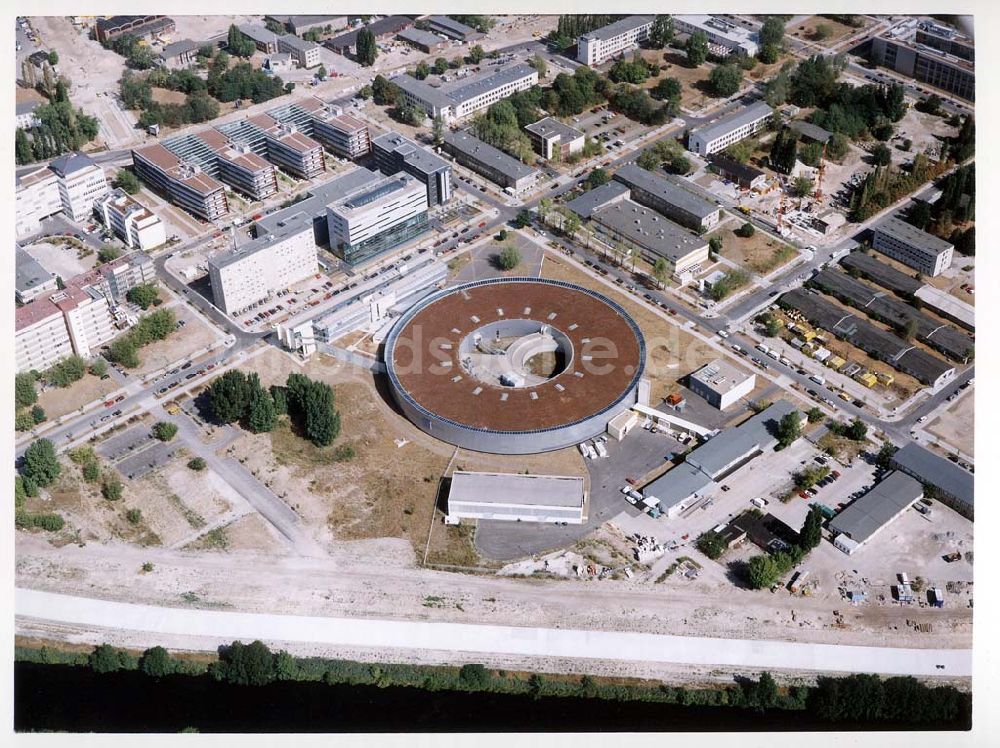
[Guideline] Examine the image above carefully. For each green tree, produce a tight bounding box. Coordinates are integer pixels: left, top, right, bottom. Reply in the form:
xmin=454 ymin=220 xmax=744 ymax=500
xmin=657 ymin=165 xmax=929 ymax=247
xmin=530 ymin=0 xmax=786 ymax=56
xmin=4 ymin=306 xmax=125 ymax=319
xmin=747 ymin=554 xmax=781 ymax=589
xmin=356 ymin=28 xmax=378 ymax=67
xmin=649 ymin=15 xmax=675 ymax=48
xmin=140 ymin=646 xmax=175 ymax=677
xmin=152 ymin=422 xmax=178 ymax=442
xmin=791 ymin=176 xmax=814 ymax=197
xmin=758 ymin=17 xmax=786 ymax=51
xmin=586 ymin=168 xmax=610 ymax=189
xmin=770 ymin=127 xmax=799 ymax=174
xmin=825 ymin=132 xmax=849 ymax=161
xmin=414 ymin=61 xmax=430 ymax=80
xmin=432 ymin=114 xmax=445 ymax=145
xmin=126 ymin=283 xmax=159 ymax=309
xmin=875 ymin=442 xmax=898 ymax=470
xmin=529 ymin=54 xmax=547 ymax=79
xmin=736 ymin=222 xmax=756 ymax=238
xmin=371 ymin=75 xmax=399 ymax=106
xmin=667 ymin=154 xmax=691 ymax=174
xmin=813 ymin=23 xmax=832 ymax=41
xmin=651 ymin=77 xmax=682 ymax=106
xmin=497 ymin=244 xmax=521 ymax=271
xmin=15 ymin=128 xmax=35 ymax=165
xmin=246 ymin=391 xmax=277 ymax=434
xmin=513 ymin=209 xmax=532 ymax=229
xmin=89 ymin=644 xmax=129 ymax=674
xmin=187 ymin=457 xmax=207 ymax=471
xmin=432 ymin=57 xmax=448 ymax=75
xmin=113 ymin=169 xmax=141 ymax=194
xmin=697 ymin=531 xmax=727 ymax=560
xmin=227 ymin=25 xmax=256 ymax=58
xmin=685 ymin=31 xmax=709 ymax=66
xmin=15 ymin=411 xmax=35 ymax=432
xmin=871 ymin=143 xmax=892 ymax=166
xmin=751 ymin=672 xmax=779 ymax=709
xmin=48 ymin=50 xmax=59 ymax=65
xmin=800 ymin=506 xmax=823 ymax=550
xmin=98 ymin=245 xmax=122 ymax=264
xmin=208 ymin=370 xmax=251 ymax=423
xmin=89 ymin=358 xmax=108 ymax=378
xmin=214 ymin=640 xmax=276 ymax=686
xmin=102 ymin=476 xmax=124 ymax=501
xmin=807 ymin=406 xmax=824 ymax=423
xmin=31 ymin=405 xmax=46 ymax=425
xmin=21 ymin=439 xmax=61 ymax=487
xmin=468 ymin=45 xmax=485 ymax=64
xmin=652 ymin=258 xmax=669 ymax=289
xmin=708 ymin=235 xmax=723 ymax=256
xmin=46 ymin=355 xmax=87 ymax=387
xmin=709 ymin=64 xmax=743 ymax=97
xmin=15 ymin=372 xmax=38 ymax=409
xmin=126 ymin=508 xmax=142 ymax=524
xmin=459 ymin=663 xmax=490 ymax=688
xmin=846 ymin=417 xmax=868 ymax=441
xmin=776 ymin=411 xmax=802 ymax=449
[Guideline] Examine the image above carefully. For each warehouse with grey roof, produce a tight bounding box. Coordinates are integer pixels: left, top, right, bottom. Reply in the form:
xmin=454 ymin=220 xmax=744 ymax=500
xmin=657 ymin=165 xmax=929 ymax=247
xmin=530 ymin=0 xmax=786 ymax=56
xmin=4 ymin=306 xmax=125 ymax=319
xmin=441 ymin=130 xmax=540 ymax=192
xmin=829 ymin=471 xmax=924 ymax=551
xmin=891 ymin=442 xmax=974 ymax=517
xmin=447 ymin=471 xmax=586 ymax=524
xmin=614 ymin=163 xmax=721 ymax=232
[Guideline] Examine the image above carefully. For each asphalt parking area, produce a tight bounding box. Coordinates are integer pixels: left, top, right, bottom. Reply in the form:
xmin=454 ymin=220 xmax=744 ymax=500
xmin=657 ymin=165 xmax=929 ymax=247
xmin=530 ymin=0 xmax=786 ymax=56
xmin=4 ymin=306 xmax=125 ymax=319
xmin=115 ymin=441 xmax=180 ymax=480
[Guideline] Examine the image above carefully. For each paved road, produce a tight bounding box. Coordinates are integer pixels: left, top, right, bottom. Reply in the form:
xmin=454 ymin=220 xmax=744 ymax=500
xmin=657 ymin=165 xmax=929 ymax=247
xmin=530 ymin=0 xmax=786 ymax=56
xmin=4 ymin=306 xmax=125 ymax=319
xmin=15 ymin=588 xmax=971 ymax=677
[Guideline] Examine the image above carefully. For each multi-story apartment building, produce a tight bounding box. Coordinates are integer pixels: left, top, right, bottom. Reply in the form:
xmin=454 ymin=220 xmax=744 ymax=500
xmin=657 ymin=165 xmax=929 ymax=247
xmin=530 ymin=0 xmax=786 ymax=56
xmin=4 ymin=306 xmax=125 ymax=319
xmin=277 ymin=34 xmax=322 ymax=69
xmin=673 ymin=15 xmax=759 ymax=57
xmin=194 ymin=128 xmax=279 ymax=201
xmin=576 ymin=16 xmax=655 ymax=67
xmin=326 ymin=173 xmax=429 ymax=266
xmin=613 ymin=164 xmax=720 ymax=232
xmin=441 ymin=130 xmax=540 ymax=193
xmin=371 ymin=131 xmax=453 ymax=206
xmin=393 ymin=63 xmax=539 ymax=124
xmin=872 ymin=216 xmax=954 ymax=277
xmin=16 ymin=252 xmax=158 ymax=372
xmin=208 ymin=212 xmax=319 ymax=315
xmin=132 ymin=143 xmax=229 ymax=221
xmin=16 ymin=247 xmax=59 ymax=304
xmin=15 ymin=165 xmax=62 ymax=237
xmin=237 ymin=25 xmax=281 ymax=54
xmin=870 ymin=20 xmax=974 ymax=102
xmin=96 ymin=189 xmax=167 ymax=251
xmin=15 ymin=298 xmax=75 ymax=373
xmin=47 ymin=152 xmax=110 ymax=223
xmin=687 ymin=101 xmax=773 ymax=156
xmin=524 ymin=117 xmax=585 ymax=161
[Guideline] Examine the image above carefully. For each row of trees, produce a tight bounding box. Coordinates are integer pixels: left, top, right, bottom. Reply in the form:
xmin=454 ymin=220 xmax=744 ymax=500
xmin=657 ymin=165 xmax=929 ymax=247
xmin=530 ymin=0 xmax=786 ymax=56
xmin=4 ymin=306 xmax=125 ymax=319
xmin=101 ymin=33 xmax=158 ymax=70
xmin=106 ymin=308 xmax=176 ymax=368
xmin=18 ymin=641 xmax=969 ymax=725
xmin=608 ymin=53 xmax=654 ymax=85
xmin=636 ymin=137 xmax=689 ymax=175
xmin=848 ymin=153 xmax=950 ymax=222
xmin=356 ymin=28 xmax=378 ymax=67
xmin=207 ymin=55 xmax=288 ymax=104
xmin=549 ymin=15 xmax=624 ymax=50
xmin=208 ymin=371 xmax=341 ymax=447
xmin=472 ymin=99 xmax=538 ymax=165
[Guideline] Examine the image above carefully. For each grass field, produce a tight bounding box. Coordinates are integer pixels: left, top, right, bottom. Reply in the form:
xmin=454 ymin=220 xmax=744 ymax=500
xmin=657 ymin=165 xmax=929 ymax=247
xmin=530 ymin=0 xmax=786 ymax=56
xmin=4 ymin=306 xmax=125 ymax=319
xmin=708 ymin=219 xmax=798 ymax=276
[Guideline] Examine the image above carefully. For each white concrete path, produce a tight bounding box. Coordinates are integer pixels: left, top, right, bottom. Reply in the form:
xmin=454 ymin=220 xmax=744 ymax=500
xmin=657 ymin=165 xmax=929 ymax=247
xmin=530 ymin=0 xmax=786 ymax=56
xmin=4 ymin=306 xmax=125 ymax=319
xmin=16 ymin=589 xmax=970 ymax=678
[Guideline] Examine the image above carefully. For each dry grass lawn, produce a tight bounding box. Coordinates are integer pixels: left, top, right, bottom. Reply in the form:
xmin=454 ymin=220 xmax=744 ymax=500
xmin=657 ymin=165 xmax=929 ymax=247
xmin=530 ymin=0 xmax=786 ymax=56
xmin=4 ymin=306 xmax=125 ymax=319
xmin=130 ymin=305 xmax=219 ymax=376
xmin=36 ymin=374 xmax=119 ymax=422
xmin=638 ymin=50 xmax=715 ymax=111
xmin=151 ymin=87 xmax=187 ymax=105
xmin=708 ymin=218 xmax=797 ymax=275
xmin=926 ymin=392 xmax=974 ymax=457
xmin=788 ymin=16 xmax=865 ymax=45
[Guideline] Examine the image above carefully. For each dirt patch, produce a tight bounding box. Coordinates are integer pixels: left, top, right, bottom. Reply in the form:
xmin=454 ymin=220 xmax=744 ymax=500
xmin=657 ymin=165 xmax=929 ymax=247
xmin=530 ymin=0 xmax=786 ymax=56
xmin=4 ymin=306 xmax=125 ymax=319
xmin=926 ymin=391 xmax=974 ymax=457
xmin=223 ymin=513 xmax=287 ymax=553
xmin=540 ymin=253 xmax=720 ymax=402
xmin=708 ymin=218 xmax=797 ymax=275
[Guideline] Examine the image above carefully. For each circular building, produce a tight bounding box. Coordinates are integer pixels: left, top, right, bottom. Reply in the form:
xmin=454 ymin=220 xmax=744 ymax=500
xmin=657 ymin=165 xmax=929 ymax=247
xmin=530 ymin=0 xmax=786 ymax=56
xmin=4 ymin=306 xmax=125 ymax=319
xmin=384 ymin=277 xmax=646 ymax=454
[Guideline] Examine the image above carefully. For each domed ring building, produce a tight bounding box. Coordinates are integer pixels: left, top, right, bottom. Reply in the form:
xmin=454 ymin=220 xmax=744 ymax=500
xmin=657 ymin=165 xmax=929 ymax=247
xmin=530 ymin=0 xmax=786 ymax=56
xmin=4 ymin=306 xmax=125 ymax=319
xmin=384 ymin=277 xmax=646 ymax=454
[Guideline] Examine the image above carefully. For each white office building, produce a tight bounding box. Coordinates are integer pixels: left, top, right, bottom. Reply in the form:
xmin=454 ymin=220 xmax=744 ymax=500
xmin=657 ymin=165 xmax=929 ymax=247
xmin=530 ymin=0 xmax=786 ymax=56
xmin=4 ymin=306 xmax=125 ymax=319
xmin=48 ymin=152 xmax=110 ymax=222
xmin=96 ymin=189 xmax=166 ymax=251
xmin=688 ymin=359 xmax=756 ymax=410
xmin=393 ymin=63 xmax=538 ymax=124
xmin=208 ymin=211 xmax=318 ymax=315
xmin=687 ymin=101 xmax=773 ymax=156
xmin=872 ymin=215 xmax=954 ymax=277
xmin=326 ymin=173 xmax=429 ymax=266
xmin=576 ymin=16 xmax=655 ymax=66
xmin=16 ymin=248 xmax=59 ymax=304
xmin=277 ymin=34 xmax=322 ymax=69
xmin=674 ymin=15 xmax=759 ymax=57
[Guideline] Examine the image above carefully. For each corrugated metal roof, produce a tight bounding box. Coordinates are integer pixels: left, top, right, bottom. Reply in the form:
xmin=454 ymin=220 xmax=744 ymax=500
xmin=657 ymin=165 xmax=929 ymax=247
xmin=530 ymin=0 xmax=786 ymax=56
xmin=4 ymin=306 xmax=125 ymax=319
xmin=829 ymin=471 xmax=923 ymax=543
xmin=449 ymin=471 xmax=585 ymax=508
xmin=891 ymin=443 xmax=974 ymax=508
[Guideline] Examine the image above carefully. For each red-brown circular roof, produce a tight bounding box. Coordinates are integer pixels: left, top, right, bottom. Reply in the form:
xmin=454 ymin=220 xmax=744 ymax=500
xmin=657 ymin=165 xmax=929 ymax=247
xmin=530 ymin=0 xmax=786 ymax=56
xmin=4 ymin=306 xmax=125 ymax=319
xmin=386 ymin=279 xmax=645 ymax=433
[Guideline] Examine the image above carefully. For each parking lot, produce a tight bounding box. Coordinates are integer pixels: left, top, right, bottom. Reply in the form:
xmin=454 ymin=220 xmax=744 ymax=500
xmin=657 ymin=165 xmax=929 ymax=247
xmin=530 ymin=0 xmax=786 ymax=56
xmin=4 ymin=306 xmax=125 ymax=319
xmin=115 ymin=440 xmax=181 ymax=480
xmin=96 ymin=424 xmax=154 ymax=462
